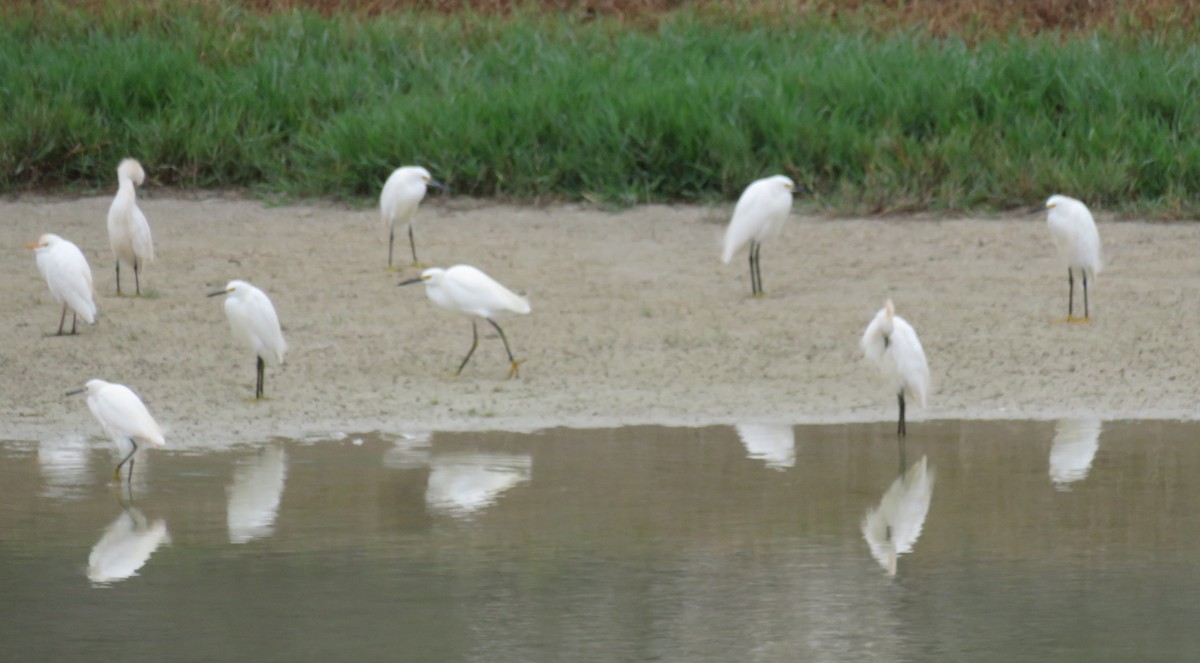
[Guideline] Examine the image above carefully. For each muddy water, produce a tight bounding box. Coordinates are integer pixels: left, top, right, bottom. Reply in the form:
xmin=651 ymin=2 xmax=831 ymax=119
xmin=2 ymin=420 xmax=1198 ymax=661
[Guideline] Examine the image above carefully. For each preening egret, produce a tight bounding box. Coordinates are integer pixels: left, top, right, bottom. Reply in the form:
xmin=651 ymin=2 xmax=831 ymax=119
xmin=861 ymin=300 xmax=929 ymax=437
xmin=26 ymin=233 xmax=97 ymax=335
xmin=68 ymin=379 xmax=165 ymax=483
xmin=862 ymin=455 xmax=935 ymax=576
xmin=106 ymin=158 xmax=154 ymax=296
xmin=721 ymin=175 xmax=795 ymax=297
xmin=399 ymin=265 xmax=530 ymax=379
xmin=1035 ymin=195 xmax=1102 ymax=321
xmin=208 ymin=280 xmax=287 ymax=400
xmin=381 ymin=166 xmax=446 ymax=269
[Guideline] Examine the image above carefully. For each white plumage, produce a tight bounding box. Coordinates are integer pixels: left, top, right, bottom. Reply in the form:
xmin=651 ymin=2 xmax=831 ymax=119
xmin=721 ymin=175 xmax=795 ymax=297
xmin=227 ymin=445 xmax=288 ymax=544
xmin=79 ymin=379 xmax=165 ymax=482
xmin=88 ymin=508 xmax=171 ymax=584
xmin=381 ymin=165 xmax=442 ymax=268
xmin=401 ymin=265 xmax=530 ymax=378
xmin=862 ymin=455 xmax=936 ymax=576
xmin=210 ymin=279 xmax=287 ymax=399
xmin=106 ymin=158 xmax=154 ymax=295
xmin=1043 ymin=194 xmax=1102 ymax=320
xmin=28 ymin=233 xmax=97 ymax=334
xmin=861 ymin=300 xmax=929 ymax=436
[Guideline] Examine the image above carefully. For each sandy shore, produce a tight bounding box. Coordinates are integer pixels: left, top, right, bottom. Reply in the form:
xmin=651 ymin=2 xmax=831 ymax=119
xmin=3 ymin=194 xmax=1198 ymax=447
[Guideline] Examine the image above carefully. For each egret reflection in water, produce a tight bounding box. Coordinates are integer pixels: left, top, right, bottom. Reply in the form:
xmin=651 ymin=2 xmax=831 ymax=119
xmin=37 ymin=435 xmax=92 ymax=500
xmin=227 ymin=445 xmax=288 ymax=544
xmin=734 ymin=423 xmax=796 ymax=470
xmin=381 ymin=432 xmax=433 ymax=470
xmin=426 ymin=452 xmax=532 ymax=517
xmin=88 ymin=506 xmax=170 ymax=585
xmin=1049 ymin=418 xmax=1102 ymax=489
xmin=862 ymin=455 xmax=935 ymax=576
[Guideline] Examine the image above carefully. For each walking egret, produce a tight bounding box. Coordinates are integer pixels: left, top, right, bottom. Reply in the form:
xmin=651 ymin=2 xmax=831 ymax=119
xmin=107 ymin=158 xmax=154 ymax=296
xmin=68 ymin=379 xmax=165 ymax=483
xmin=861 ymin=300 xmax=929 ymax=437
xmin=381 ymin=166 xmax=446 ymax=269
xmin=26 ymin=233 xmax=97 ymax=335
xmin=399 ymin=265 xmax=530 ymax=378
xmin=1035 ymin=195 xmax=1102 ymax=321
xmin=721 ymin=175 xmax=796 ymax=297
xmin=208 ymin=280 xmax=287 ymax=400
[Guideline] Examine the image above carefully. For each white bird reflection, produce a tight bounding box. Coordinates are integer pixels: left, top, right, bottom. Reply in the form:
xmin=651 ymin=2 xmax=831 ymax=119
xmin=227 ymin=445 xmax=289 ymax=544
xmin=426 ymin=452 xmax=531 ymax=517
xmin=88 ymin=507 xmax=170 ymax=585
xmin=37 ymin=435 xmax=92 ymax=499
xmin=1049 ymin=418 xmax=1102 ymax=489
xmin=734 ymin=423 xmax=796 ymax=470
xmin=381 ymin=432 xmax=433 ymax=470
xmin=862 ymin=455 xmax=935 ymax=577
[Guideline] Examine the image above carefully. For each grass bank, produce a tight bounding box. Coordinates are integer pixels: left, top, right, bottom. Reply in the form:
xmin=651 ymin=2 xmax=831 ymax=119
xmin=3 ymin=2 xmax=1200 ymax=214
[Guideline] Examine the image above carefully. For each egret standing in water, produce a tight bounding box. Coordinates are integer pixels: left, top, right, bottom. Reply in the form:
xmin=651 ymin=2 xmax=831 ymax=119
xmin=399 ymin=265 xmax=530 ymax=379
xmin=721 ymin=175 xmax=796 ymax=297
xmin=208 ymin=280 xmax=287 ymax=400
xmin=27 ymin=233 xmax=97 ymax=335
xmin=68 ymin=379 xmax=165 ymax=483
xmin=381 ymin=166 xmax=447 ymax=270
xmin=106 ymin=158 xmax=155 ymax=296
xmin=861 ymin=300 xmax=929 ymax=437
xmin=1035 ymin=195 xmax=1102 ymax=322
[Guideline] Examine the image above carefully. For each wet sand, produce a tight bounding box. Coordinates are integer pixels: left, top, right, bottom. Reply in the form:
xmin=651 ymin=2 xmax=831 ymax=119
xmin=3 ymin=194 xmax=1198 ymax=446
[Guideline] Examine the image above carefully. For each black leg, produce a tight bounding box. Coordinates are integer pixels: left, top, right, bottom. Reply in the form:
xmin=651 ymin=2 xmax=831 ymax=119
xmin=114 ymin=439 xmax=138 ymax=482
xmin=71 ymin=312 xmax=77 ymax=335
xmin=455 ymin=321 xmax=479 ymax=375
xmin=1082 ymin=273 xmax=1089 ymax=319
xmin=127 ymin=456 xmax=135 ymax=486
xmin=256 ymin=355 xmax=265 ymax=400
xmin=1067 ymin=268 xmax=1074 ymax=319
xmin=57 ymin=303 xmax=67 ymax=335
xmin=115 ymin=261 xmax=122 ymax=296
xmin=487 ymin=318 xmax=521 ymax=379
xmin=388 ymin=226 xmax=395 ymax=269
xmin=134 ymin=257 xmax=141 ymax=296
xmin=754 ymin=241 xmax=764 ymax=296
xmin=408 ymin=224 xmax=418 ymax=264
xmin=747 ymin=243 xmax=757 ymax=296
xmin=898 ymin=392 xmax=907 ymax=437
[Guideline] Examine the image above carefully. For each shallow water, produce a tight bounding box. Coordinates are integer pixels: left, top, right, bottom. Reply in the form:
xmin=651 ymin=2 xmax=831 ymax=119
xmin=3 ymin=420 xmax=1199 ymax=661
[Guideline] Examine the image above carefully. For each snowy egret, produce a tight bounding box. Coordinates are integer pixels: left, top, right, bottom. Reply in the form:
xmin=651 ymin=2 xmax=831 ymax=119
xmin=67 ymin=379 xmax=165 ymax=483
xmin=26 ymin=233 xmax=97 ymax=335
xmin=721 ymin=175 xmax=796 ymax=297
xmin=380 ymin=166 xmax=447 ymax=269
xmin=1035 ymin=195 xmax=1102 ymax=321
xmin=861 ymin=300 xmax=929 ymax=437
xmin=862 ymin=455 xmax=935 ymax=576
xmin=399 ymin=265 xmax=530 ymax=378
xmin=208 ymin=280 xmax=287 ymax=400
xmin=106 ymin=158 xmax=154 ymax=296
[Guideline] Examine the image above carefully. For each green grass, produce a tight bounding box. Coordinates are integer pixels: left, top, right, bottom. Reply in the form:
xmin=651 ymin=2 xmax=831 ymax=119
xmin=3 ymin=2 xmax=1200 ymax=214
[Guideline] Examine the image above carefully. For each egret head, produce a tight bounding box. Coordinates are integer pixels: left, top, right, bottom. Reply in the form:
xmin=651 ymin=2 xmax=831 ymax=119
xmin=117 ymin=158 xmax=145 ymax=186
xmin=398 ymin=268 xmax=444 ymax=287
xmin=25 ymin=234 xmax=61 ymax=250
xmin=207 ymin=280 xmax=249 ymax=298
xmin=67 ymin=378 xmax=108 ymax=397
xmin=880 ymin=299 xmax=896 ymax=339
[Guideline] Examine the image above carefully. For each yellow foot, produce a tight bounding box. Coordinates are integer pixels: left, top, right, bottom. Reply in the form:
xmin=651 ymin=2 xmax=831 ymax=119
xmin=1054 ymin=316 xmax=1091 ymax=324
xmin=386 ymin=265 xmax=399 ymax=272
xmin=410 ymin=261 xmax=427 ymax=270
xmin=752 ymin=292 xmax=765 ymax=299
xmin=507 ymin=359 xmax=526 ymax=379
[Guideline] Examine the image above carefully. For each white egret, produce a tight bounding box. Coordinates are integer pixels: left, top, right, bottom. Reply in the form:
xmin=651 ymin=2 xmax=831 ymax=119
xmin=861 ymin=300 xmax=929 ymax=437
xmin=88 ymin=507 xmax=171 ymax=584
xmin=721 ymin=175 xmax=796 ymax=297
xmin=399 ymin=265 xmax=530 ymax=379
xmin=862 ymin=455 xmax=935 ymax=577
xmin=26 ymin=233 xmax=97 ymax=335
xmin=106 ymin=158 xmax=154 ymax=296
xmin=380 ymin=165 xmax=446 ymax=269
xmin=208 ymin=280 xmax=287 ymax=400
xmin=1035 ymin=194 xmax=1102 ymax=321
xmin=68 ymin=379 xmax=165 ymax=483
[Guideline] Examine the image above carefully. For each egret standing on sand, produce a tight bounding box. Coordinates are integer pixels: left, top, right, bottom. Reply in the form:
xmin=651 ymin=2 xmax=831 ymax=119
xmin=68 ymin=379 xmax=164 ymax=483
xmin=27 ymin=233 xmax=97 ymax=335
xmin=399 ymin=265 xmax=530 ymax=379
xmin=861 ymin=300 xmax=929 ymax=437
xmin=107 ymin=158 xmax=154 ymax=296
xmin=381 ymin=166 xmax=446 ymax=270
xmin=1036 ymin=195 xmax=1102 ymax=321
xmin=721 ymin=175 xmax=796 ymax=297
xmin=208 ymin=280 xmax=287 ymax=400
